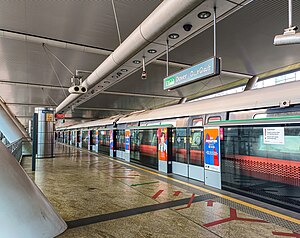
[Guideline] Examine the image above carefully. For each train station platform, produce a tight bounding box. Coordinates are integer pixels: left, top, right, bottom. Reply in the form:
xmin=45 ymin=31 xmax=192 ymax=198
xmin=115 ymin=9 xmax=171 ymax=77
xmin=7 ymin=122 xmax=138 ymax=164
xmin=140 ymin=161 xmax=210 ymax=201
xmin=22 ymin=143 xmax=300 ymax=238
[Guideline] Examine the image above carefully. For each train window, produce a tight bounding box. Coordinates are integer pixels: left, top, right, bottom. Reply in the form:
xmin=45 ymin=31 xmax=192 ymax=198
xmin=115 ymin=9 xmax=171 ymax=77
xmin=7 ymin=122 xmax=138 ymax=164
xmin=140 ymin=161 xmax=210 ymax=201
xmin=208 ymin=116 xmax=221 ymax=123
xmin=192 ymin=118 xmax=203 ymax=126
xmin=254 ymin=111 xmax=300 ymax=119
xmin=190 ymin=129 xmax=204 ymax=166
xmin=221 ymin=124 xmax=300 ymax=210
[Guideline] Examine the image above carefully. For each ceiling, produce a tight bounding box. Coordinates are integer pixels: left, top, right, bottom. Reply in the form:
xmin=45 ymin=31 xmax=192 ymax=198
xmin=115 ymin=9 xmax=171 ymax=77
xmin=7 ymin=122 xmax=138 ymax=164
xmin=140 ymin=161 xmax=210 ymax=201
xmin=0 ymin=0 xmax=300 ymax=129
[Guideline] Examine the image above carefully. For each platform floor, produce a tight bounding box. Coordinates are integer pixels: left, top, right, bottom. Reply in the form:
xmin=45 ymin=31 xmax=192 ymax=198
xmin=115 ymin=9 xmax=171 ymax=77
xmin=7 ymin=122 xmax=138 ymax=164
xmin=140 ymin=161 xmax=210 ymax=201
xmin=22 ymin=144 xmax=300 ymax=238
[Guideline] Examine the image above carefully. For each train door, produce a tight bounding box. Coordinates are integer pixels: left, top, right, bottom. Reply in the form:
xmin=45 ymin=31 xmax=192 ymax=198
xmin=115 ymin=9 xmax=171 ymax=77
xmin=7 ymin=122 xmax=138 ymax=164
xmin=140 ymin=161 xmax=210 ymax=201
xmin=130 ymin=130 xmax=140 ymax=161
xmin=188 ymin=128 xmax=204 ymax=181
xmin=76 ymin=130 xmax=81 ymax=148
xmin=109 ymin=129 xmax=116 ymax=157
xmin=115 ymin=129 xmax=125 ymax=159
xmin=70 ymin=131 xmax=74 ymax=145
xmin=203 ymin=115 xmax=224 ymax=189
xmin=132 ymin=129 xmax=158 ymax=170
xmin=90 ymin=129 xmax=97 ymax=151
xmin=171 ymin=128 xmax=188 ymax=177
xmin=65 ymin=131 xmax=68 ymax=144
xmin=98 ymin=130 xmax=110 ymax=155
xmin=68 ymin=131 xmax=72 ymax=145
xmin=82 ymin=130 xmax=89 ymax=149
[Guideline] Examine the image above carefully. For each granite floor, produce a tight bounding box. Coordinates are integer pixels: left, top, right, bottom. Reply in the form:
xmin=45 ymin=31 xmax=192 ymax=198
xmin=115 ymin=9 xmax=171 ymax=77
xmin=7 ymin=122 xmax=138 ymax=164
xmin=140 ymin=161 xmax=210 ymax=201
xmin=22 ymin=143 xmax=300 ymax=238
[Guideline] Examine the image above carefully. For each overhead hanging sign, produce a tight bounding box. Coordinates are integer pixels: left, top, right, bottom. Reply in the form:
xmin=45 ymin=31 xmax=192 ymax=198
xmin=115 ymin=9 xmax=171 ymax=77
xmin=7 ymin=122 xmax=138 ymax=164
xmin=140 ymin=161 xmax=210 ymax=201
xmin=163 ymin=57 xmax=221 ymax=90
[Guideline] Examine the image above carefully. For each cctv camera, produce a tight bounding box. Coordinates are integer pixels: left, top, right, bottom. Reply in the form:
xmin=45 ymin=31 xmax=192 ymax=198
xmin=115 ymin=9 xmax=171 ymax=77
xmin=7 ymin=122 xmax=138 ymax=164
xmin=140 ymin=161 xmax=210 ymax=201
xmin=274 ymin=26 xmax=300 ymax=46
xmin=68 ymin=85 xmax=87 ymax=94
xmin=141 ymin=71 xmax=147 ymax=80
xmin=183 ymin=24 xmax=192 ymax=32
xmin=68 ymin=85 xmax=80 ymax=94
xmin=80 ymin=86 xmax=87 ymax=93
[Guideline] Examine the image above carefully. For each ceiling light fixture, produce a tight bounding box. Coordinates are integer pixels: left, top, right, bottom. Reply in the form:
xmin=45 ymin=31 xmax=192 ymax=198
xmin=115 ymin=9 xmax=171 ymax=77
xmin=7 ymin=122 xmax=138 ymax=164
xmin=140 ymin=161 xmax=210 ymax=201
xmin=148 ymin=49 xmax=157 ymax=54
xmin=121 ymin=69 xmax=128 ymax=72
xmin=198 ymin=11 xmax=211 ymax=19
xmin=133 ymin=60 xmax=141 ymax=64
xmin=103 ymin=81 xmax=110 ymax=84
xmin=168 ymin=33 xmax=179 ymax=39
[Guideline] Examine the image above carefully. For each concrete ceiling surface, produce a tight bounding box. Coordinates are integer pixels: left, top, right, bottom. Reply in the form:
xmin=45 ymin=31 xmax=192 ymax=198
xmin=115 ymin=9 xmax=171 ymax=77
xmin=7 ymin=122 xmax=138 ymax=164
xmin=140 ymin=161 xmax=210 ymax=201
xmin=0 ymin=0 xmax=299 ymax=128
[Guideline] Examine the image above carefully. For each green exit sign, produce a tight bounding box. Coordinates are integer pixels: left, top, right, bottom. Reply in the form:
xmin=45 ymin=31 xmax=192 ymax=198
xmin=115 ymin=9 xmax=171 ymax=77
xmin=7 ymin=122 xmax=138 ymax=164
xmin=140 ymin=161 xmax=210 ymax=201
xmin=164 ymin=76 xmax=175 ymax=88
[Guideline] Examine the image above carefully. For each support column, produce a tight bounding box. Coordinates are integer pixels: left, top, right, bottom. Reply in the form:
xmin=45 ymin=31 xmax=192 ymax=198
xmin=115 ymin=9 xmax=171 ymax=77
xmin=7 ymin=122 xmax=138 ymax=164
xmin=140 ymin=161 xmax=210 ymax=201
xmin=35 ymin=107 xmax=55 ymax=158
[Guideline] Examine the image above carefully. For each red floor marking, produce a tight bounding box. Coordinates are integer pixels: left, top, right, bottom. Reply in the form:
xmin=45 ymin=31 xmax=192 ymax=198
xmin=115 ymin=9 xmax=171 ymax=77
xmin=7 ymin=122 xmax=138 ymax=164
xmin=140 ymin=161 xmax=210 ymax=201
xmin=206 ymin=200 xmax=215 ymax=207
xmin=204 ymin=208 xmax=268 ymax=227
xmin=173 ymin=191 xmax=182 ymax=197
xmin=175 ymin=193 xmax=196 ymax=210
xmin=272 ymin=231 xmax=300 ymax=237
xmin=152 ymin=190 xmax=164 ymax=199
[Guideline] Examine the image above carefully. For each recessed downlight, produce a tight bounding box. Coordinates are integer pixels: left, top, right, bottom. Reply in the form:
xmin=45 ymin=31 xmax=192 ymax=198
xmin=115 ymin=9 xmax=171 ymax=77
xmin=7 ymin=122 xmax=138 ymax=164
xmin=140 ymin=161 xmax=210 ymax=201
xmin=198 ymin=11 xmax=211 ymax=19
xmin=148 ymin=49 xmax=157 ymax=54
xmin=133 ymin=60 xmax=141 ymax=64
xmin=121 ymin=69 xmax=128 ymax=72
xmin=168 ymin=33 xmax=179 ymax=39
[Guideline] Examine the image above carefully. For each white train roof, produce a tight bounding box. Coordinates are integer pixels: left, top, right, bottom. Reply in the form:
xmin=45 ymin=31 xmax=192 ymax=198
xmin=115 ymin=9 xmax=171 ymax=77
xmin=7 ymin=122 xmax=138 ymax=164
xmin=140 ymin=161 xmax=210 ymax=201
xmin=64 ymin=115 xmax=122 ymax=130
xmin=118 ymin=80 xmax=300 ymax=124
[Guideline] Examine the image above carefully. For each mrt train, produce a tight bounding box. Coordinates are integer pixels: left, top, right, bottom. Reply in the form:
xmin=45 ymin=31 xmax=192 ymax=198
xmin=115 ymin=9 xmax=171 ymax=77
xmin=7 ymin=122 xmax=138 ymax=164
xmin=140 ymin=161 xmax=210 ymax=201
xmin=57 ymin=80 xmax=300 ymax=212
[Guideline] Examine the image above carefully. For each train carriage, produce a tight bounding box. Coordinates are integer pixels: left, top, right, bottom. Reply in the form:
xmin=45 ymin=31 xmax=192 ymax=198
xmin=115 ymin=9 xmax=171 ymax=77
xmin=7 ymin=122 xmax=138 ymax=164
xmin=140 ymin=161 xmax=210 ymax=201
xmin=57 ymin=80 xmax=300 ymax=212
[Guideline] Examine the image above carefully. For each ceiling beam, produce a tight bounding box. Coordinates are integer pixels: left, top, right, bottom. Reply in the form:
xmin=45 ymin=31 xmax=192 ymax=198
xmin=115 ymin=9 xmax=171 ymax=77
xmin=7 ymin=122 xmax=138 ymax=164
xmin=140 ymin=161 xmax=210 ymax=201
xmin=0 ymin=80 xmax=68 ymax=90
xmin=5 ymin=102 xmax=56 ymax=107
xmin=102 ymin=91 xmax=181 ymax=100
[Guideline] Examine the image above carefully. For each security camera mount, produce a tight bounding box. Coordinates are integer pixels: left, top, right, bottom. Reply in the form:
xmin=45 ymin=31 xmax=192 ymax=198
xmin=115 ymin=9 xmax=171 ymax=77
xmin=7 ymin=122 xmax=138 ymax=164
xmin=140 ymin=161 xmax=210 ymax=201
xmin=68 ymin=75 xmax=87 ymax=94
xmin=274 ymin=0 xmax=300 ymax=46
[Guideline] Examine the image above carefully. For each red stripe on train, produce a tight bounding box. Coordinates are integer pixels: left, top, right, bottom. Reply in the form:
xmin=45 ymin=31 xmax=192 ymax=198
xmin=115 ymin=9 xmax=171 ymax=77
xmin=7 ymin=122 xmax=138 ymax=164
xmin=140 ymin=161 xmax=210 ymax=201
xmin=225 ymin=154 xmax=300 ymax=186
